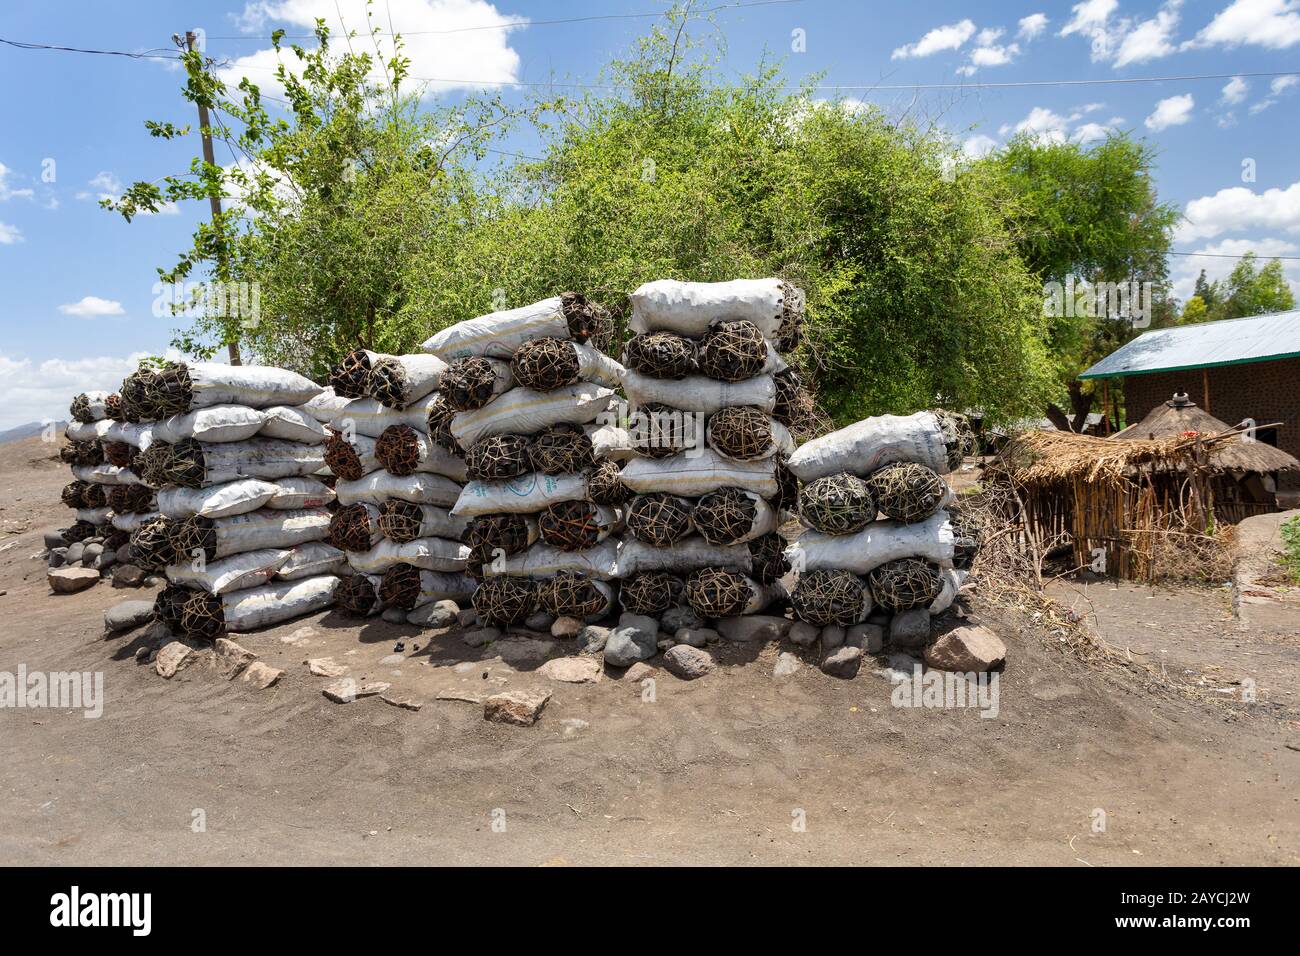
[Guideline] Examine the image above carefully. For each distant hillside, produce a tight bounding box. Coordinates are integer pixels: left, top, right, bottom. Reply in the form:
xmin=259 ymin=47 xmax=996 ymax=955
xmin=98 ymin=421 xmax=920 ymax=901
xmin=0 ymin=421 xmax=65 ymax=444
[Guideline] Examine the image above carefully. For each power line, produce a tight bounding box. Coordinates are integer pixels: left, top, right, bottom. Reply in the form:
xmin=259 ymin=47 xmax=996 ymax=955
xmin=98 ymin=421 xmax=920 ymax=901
xmin=0 ymin=37 xmax=179 ymax=59
xmin=1170 ymin=250 xmax=1300 ymax=261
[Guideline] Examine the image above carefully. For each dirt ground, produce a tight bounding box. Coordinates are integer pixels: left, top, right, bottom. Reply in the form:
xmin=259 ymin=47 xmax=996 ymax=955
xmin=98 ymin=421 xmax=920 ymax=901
xmin=1 ymin=435 xmax=1297 ymax=866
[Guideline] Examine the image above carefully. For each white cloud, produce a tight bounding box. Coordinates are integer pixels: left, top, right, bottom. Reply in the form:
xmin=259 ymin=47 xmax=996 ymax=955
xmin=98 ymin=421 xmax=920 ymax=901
xmin=1072 ymin=121 xmax=1117 ymax=144
xmin=970 ymin=40 xmax=1021 ymax=67
xmin=1010 ymin=106 xmax=1072 ymax=144
xmin=87 ymin=171 xmax=122 ymax=194
xmin=892 ymin=19 xmax=976 ymax=59
xmin=1187 ymin=0 xmax=1300 ymax=50
xmin=1060 ymin=0 xmax=1120 ymax=59
xmin=962 ymin=134 xmax=999 ymax=159
xmin=0 ymin=162 xmax=35 ymax=202
xmin=1221 ymin=75 xmax=1250 ymax=103
xmin=1170 ymin=237 xmax=1300 ymax=301
xmin=1114 ymin=1 xmax=1183 ymax=67
xmin=220 ymin=0 xmax=523 ymax=99
xmin=1175 ymin=180 xmax=1300 ymax=241
xmin=1247 ymin=74 xmax=1298 ymax=112
xmin=78 ymin=171 xmax=179 ymax=215
xmin=1061 ymin=0 xmax=1183 ymax=67
xmin=1018 ymin=13 xmax=1049 ymax=39
xmin=58 ymin=296 xmax=125 ymax=318
xmin=0 ymin=350 xmax=179 ymax=431
xmin=1144 ymin=93 xmax=1194 ymax=131
xmin=0 ymin=221 xmax=22 ymax=244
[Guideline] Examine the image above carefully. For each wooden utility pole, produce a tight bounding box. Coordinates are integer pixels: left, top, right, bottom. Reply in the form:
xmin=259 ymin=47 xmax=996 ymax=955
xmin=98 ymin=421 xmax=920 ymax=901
xmin=184 ymin=30 xmax=242 ymax=365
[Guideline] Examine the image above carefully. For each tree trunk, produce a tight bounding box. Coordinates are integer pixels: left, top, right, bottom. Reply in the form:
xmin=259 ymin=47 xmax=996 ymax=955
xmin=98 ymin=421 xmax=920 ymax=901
xmin=1066 ymin=381 xmax=1093 ymax=433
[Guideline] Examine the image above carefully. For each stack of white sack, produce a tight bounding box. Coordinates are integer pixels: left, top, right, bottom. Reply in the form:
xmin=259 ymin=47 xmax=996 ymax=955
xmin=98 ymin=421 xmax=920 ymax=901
xmin=319 ymin=354 xmax=474 ymax=620
xmin=107 ymin=362 xmax=346 ymax=639
xmin=615 ymin=278 xmax=806 ymax=644
xmin=783 ymin=409 xmax=980 ymax=652
xmin=423 ymin=293 xmax=634 ymax=632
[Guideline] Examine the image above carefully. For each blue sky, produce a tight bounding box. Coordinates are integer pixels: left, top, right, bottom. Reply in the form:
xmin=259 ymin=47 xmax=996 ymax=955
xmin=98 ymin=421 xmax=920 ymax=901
xmin=1 ymin=0 xmax=1298 ymax=428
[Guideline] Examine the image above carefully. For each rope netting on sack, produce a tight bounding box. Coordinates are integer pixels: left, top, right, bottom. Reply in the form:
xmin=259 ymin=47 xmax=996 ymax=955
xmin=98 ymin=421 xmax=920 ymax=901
xmin=867 ymin=462 xmax=948 ymax=523
xmin=425 ymin=394 xmax=462 ymax=454
xmin=628 ymin=402 xmax=692 ymax=459
xmin=697 ymin=320 xmax=767 ymax=382
xmin=64 ymin=520 xmax=98 ymax=544
xmin=104 ymin=529 xmax=130 ymax=553
xmin=69 ymin=394 xmax=95 ymax=424
xmin=119 ymin=367 xmax=158 ymax=422
xmin=625 ymin=493 xmax=694 ymax=546
xmin=538 ymin=499 xmax=605 ymax=551
xmin=366 ymin=357 xmax=417 ymax=409
xmin=376 ymin=499 xmax=423 ymax=543
xmin=586 ymin=458 xmax=629 ymax=505
xmin=129 ymin=516 xmax=178 ymax=569
xmin=530 ymin=423 xmax=594 ymax=475
xmin=692 ymin=487 xmax=757 ymax=545
xmin=324 ymin=429 xmax=367 ymax=481
xmin=537 ymin=570 xmax=608 ymax=618
xmin=80 ymin=483 xmax=107 ymax=509
xmin=441 ymin=357 xmax=502 ymax=412
xmin=776 ymin=281 xmax=805 ymax=353
xmin=620 ymin=571 xmax=684 ymax=615
xmin=933 ymin=409 xmax=976 ymax=471
xmin=466 ymin=433 xmax=531 ymax=481
xmin=373 ymin=424 xmax=424 ymax=477
xmin=791 ymin=569 xmax=871 ymax=626
xmin=64 ymin=440 xmax=104 ymax=466
xmin=336 ymin=574 xmax=380 ymax=616
xmin=473 ymin=575 xmax=536 ymax=626
xmin=772 ymin=368 xmax=820 ymax=438
xmin=869 ymin=558 xmax=944 ymax=611
xmin=61 ymin=481 xmax=89 ymax=508
xmin=135 ymin=442 xmax=174 ymax=488
xmin=685 ymin=567 xmax=752 ymax=618
xmin=173 ymin=515 xmax=218 ymax=563
xmin=622 ymin=331 xmax=697 ymax=379
xmin=139 ymin=363 xmax=196 ymax=418
xmin=103 ymin=440 xmax=134 ymax=468
xmin=107 ymin=483 xmax=154 ymax=514
xmin=329 ymin=503 xmax=377 ymax=552
xmin=511 ymin=336 xmax=580 ymax=391
xmin=749 ymin=531 xmax=790 ymax=583
xmin=799 ymin=472 xmax=876 ymax=535
xmin=560 ymin=290 xmax=606 ymax=343
xmin=772 ymin=457 xmax=799 ymax=513
xmin=463 ymin=512 xmax=533 ymax=560
xmin=105 ymin=393 xmax=125 ymax=421
xmin=329 ymin=349 xmax=377 ymax=399
xmin=707 ymin=405 xmax=775 ymax=461
xmin=153 ymin=585 xmax=191 ymax=629
xmin=379 ymin=562 xmax=424 ymax=610
xmin=142 ymin=438 xmax=205 ymax=489
xmin=946 ymin=503 xmax=986 ymax=570
xmin=180 ymin=590 xmax=225 ymax=640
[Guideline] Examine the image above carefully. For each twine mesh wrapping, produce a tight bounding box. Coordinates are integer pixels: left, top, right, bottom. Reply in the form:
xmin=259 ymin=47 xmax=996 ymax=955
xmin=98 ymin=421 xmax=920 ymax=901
xmin=473 ymin=575 xmax=536 ymax=626
xmin=537 ymin=570 xmax=608 ymax=618
xmin=324 ymin=429 xmax=367 ymax=482
xmin=367 ymin=357 xmax=417 ymax=409
xmin=81 ymin=483 xmax=107 ymax=510
xmin=69 ymin=394 xmax=95 ymax=424
xmin=772 ymin=368 xmax=812 ymax=430
xmin=379 ymin=562 xmax=424 ymax=610
xmin=685 ymin=567 xmax=752 ymax=619
xmin=173 ymin=515 xmax=218 ymax=563
xmin=442 ymin=357 xmax=501 ymax=412
xmin=867 ymin=462 xmax=948 ymax=523
xmin=946 ymin=504 xmax=985 ymax=570
xmin=772 ymin=457 xmax=799 ymax=513
xmin=625 ymin=493 xmax=693 ymax=547
xmin=776 ymin=281 xmax=804 ymax=353
xmin=791 ymin=569 xmax=869 ymax=626
xmin=329 ymin=349 xmax=376 ymax=399
xmin=538 ymin=499 xmax=604 ymax=552
xmin=561 ymin=290 xmax=604 ymax=342
xmin=586 ymin=459 xmax=628 ymax=505
xmin=933 ymin=409 xmax=975 ymax=471
xmin=153 ymin=585 xmax=191 ymax=629
xmin=103 ymin=440 xmax=134 ymax=468
xmin=623 ymin=332 xmax=697 ymax=379
xmin=692 ymin=487 xmax=758 ymax=546
xmin=466 ymin=433 xmax=531 ymax=481
xmin=707 ymin=405 xmax=773 ymax=461
xmin=180 ymin=590 xmax=225 ymax=640
xmin=620 ymin=572 xmax=683 ymax=615
xmin=425 ymin=394 xmax=462 ymax=454
xmin=61 ymin=481 xmax=89 ymax=509
xmin=65 ymin=440 xmax=104 ymax=467
xmin=463 ymin=512 xmax=533 ymax=561
xmin=628 ymin=402 xmax=691 ymax=459
xmin=799 ymin=472 xmax=876 ymax=535
xmin=749 ymin=532 xmax=790 ymax=584
xmin=108 ymin=483 xmax=154 ymax=514
xmin=129 ymin=516 xmax=178 ymax=570
xmin=64 ymin=520 xmax=97 ymax=544
xmin=105 ymin=393 xmax=125 ymax=422
xmin=377 ymin=499 xmax=424 ymax=543
xmin=337 ymin=575 xmax=380 ymax=616
xmin=142 ymin=363 xmax=196 ymax=418
xmin=58 ymin=444 xmax=79 ymax=465
xmin=511 ymin=336 xmax=580 ymax=391
xmin=329 ymin=503 xmax=376 ymax=553
xmin=530 ymin=423 xmax=594 ymax=475
xmin=104 ymin=529 xmax=130 ymax=553
xmin=869 ymin=558 xmax=943 ymax=611
xmin=697 ymin=320 xmax=767 ymax=382
xmin=120 ymin=367 xmax=162 ymax=422
xmin=374 ymin=424 xmax=425 ymax=477
xmin=140 ymin=438 xmax=205 ymax=489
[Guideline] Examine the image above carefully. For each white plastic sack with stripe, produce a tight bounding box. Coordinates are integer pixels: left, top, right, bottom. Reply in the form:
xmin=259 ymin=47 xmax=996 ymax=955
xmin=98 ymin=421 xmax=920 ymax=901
xmin=628 ymin=278 xmax=790 ymax=339
xmin=153 ymin=405 xmax=265 ymax=444
xmin=452 ymin=471 xmax=587 ymax=517
xmin=158 ymin=478 xmax=279 ymax=519
xmin=421 ymin=296 xmax=573 ymax=361
xmin=259 ymin=405 xmax=329 ymax=443
xmin=65 ymin=420 xmax=115 ymax=442
xmin=104 ymin=421 xmax=156 ymax=450
xmin=785 ymin=512 xmax=955 ymax=575
xmin=304 ymin=387 xmax=350 ymax=423
xmin=278 ymin=542 xmax=349 ymax=580
xmin=786 ymin=411 xmax=950 ymax=481
xmin=618 ymin=537 xmax=752 ymax=576
xmin=619 ymin=449 xmax=779 ymax=499
xmin=335 ymin=471 xmax=462 ymax=508
xmin=166 ymin=547 xmax=290 ymax=594
xmin=621 ymin=369 xmax=775 ymax=415
xmin=266 ymin=475 xmax=336 ymax=510
xmin=219 ymin=575 xmax=339 ymax=632
xmin=184 ymin=363 xmax=323 ymax=410
xmin=72 ymin=464 xmax=143 ymax=486
xmin=451 ymin=383 xmax=615 ymax=447
xmin=346 ymin=537 xmax=470 ymax=574
xmin=201 ymin=507 xmax=332 ymax=559
xmin=188 ymin=439 xmax=325 ymax=486
xmin=484 ymin=539 xmax=620 ymax=581
xmin=330 ymin=392 xmax=439 ymax=439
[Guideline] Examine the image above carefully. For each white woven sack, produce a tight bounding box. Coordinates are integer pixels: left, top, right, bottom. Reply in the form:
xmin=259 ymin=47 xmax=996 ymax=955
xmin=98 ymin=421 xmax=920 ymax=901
xmin=369 ymin=353 xmax=448 ymax=409
xmin=72 ymin=391 xmax=112 ymax=421
xmin=111 ymin=510 xmax=159 ymax=532
xmin=157 ymin=478 xmax=278 ymax=519
xmin=104 ymin=421 xmax=156 ymax=449
xmin=266 ymin=475 xmax=336 ymax=510
xmin=185 ymin=363 xmax=322 ymax=410
xmin=705 ymin=414 xmax=795 ymax=461
xmin=388 ymin=504 xmax=468 ymax=541
xmin=304 ymin=387 xmax=351 ymax=423
xmin=377 ymin=427 xmax=468 ymax=481
xmin=154 ymin=405 xmax=265 ymax=444
xmin=785 ymin=512 xmax=955 ymax=575
xmin=452 ymin=471 xmax=587 ymax=517
xmin=617 ymin=537 xmax=752 ymax=576
xmin=66 ymin=420 xmax=115 ymax=442
xmin=72 ymin=464 xmax=144 ymax=486
xmin=484 ymin=538 xmax=620 ymax=581
xmin=628 ymin=278 xmax=789 ymax=339
xmin=166 ymin=547 xmax=290 ymax=594
xmin=622 ymin=369 xmax=775 ymax=415
xmin=346 ymin=537 xmax=470 ymax=574
xmin=277 ymin=542 xmax=348 ymax=580
xmin=619 ymin=448 xmax=779 ymax=499
xmin=220 ymin=575 xmax=339 ymax=632
xmin=421 ymin=296 xmax=572 ymax=361
xmin=786 ymin=411 xmax=950 ymax=481
xmin=335 ymin=471 xmax=462 ymax=507
xmin=259 ymin=405 xmax=329 ymax=443
xmin=75 ymin=507 xmax=112 ymax=525
xmin=451 ymin=383 xmax=615 ymax=447
xmin=330 ymin=392 xmax=438 ymax=439
xmin=204 ymin=506 xmax=332 ymax=559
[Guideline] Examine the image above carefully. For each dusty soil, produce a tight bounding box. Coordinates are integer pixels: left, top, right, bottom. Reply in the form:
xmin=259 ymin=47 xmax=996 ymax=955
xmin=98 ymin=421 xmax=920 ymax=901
xmin=1 ymin=435 xmax=1297 ymax=866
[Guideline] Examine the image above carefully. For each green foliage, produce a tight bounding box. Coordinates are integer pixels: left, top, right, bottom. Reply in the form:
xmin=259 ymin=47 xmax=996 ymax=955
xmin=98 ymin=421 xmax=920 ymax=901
xmin=1280 ymin=516 xmax=1300 ymax=584
xmin=1180 ymin=254 xmax=1296 ymax=324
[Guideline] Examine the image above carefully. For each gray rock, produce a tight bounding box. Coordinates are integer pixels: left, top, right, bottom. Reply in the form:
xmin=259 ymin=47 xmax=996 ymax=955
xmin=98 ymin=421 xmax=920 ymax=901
xmin=657 ymin=636 xmax=676 ymax=652
xmin=47 ymin=548 xmax=68 ymax=568
xmin=788 ymin=621 xmax=819 ymax=646
xmin=48 ymin=567 xmax=99 ymax=594
xmin=662 ymin=644 xmax=717 ymax=680
xmin=575 ymin=625 xmax=610 ymax=654
xmin=406 ymin=599 xmax=459 ymax=628
xmin=716 ymin=615 xmax=792 ymax=643
xmin=457 ymin=608 xmax=479 ymax=628
xmin=43 ymin=529 xmax=67 ymax=550
xmin=673 ymin=627 xmax=717 ymax=648
xmin=524 ymin=611 xmax=556 ymax=632
xmin=483 ymin=689 xmax=552 ymax=726
xmin=889 ymin=609 xmax=931 ymax=650
xmin=104 ymin=600 xmax=155 ymax=634
xmin=847 ymin=622 xmax=884 ymax=653
xmin=462 ymin=626 xmax=501 ymax=648
xmin=603 ymin=613 xmax=659 ymax=667
xmin=538 ymin=656 xmax=603 ymax=684
xmin=144 ymin=576 xmax=164 ymax=587
xmin=820 ymin=625 xmax=845 ymax=650
xmin=924 ymin=624 xmax=1006 ymax=672
xmin=773 ymin=651 xmax=802 ymax=678
xmin=494 ymin=636 xmax=556 ymax=667
xmin=381 ymin=606 xmax=408 ymax=624
xmin=81 ymin=542 xmax=104 ymax=562
xmin=661 ymin=605 xmax=705 ymax=632
xmin=550 ymin=616 xmax=584 ymax=639
xmin=214 ymin=637 xmax=258 ymax=679
xmin=821 ymin=645 xmax=863 ymax=678
xmin=90 ymin=548 xmax=116 ymax=570
xmin=64 ymin=542 xmax=86 ymax=564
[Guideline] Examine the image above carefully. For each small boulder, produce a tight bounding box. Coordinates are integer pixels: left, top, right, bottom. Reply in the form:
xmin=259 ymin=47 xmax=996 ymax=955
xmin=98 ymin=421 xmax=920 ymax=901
xmin=213 ymin=637 xmax=257 ymax=679
xmin=322 ymin=679 xmax=390 ymax=703
xmin=788 ymin=621 xmax=820 ymax=647
xmin=538 ymin=656 xmax=603 ymax=684
xmin=381 ymin=606 xmax=408 ymax=624
xmin=462 ymin=626 xmax=501 ymax=648
xmin=661 ymin=605 xmax=705 ymax=633
xmin=483 ymin=689 xmax=551 ymax=726
xmin=820 ymin=645 xmax=862 ymax=679
xmin=623 ymin=661 xmax=656 ymax=683
xmin=104 ymin=600 xmax=155 ymax=634
xmin=550 ymin=616 xmax=584 ymax=639
xmin=716 ymin=615 xmax=792 ymax=643
xmin=662 ymin=644 xmax=717 ymax=680
xmin=457 ymin=608 xmax=479 ymax=628
xmin=773 ymin=651 xmax=802 ymax=678
xmin=42 ymin=529 xmax=67 ymax=550
xmin=111 ymin=563 xmax=146 ymax=588
xmin=308 ymin=657 xmax=348 ymax=678
xmin=575 ymin=625 xmax=610 ymax=654
xmin=155 ymin=641 xmax=195 ymax=678
xmin=494 ymin=636 xmax=556 ymax=667
xmin=81 ymin=543 xmax=104 ymax=562
xmin=406 ymin=599 xmax=459 ymax=629
xmin=603 ymin=613 xmax=659 ymax=667
xmin=847 ymin=622 xmax=884 ymax=653
xmin=241 ymin=661 xmax=284 ymax=689
xmin=48 ymin=567 xmax=100 ymax=594
xmin=47 ymin=548 xmax=68 ymax=568
xmin=820 ymin=624 xmax=845 ymax=650
xmin=924 ymin=624 xmax=1007 ymax=673
xmin=673 ymin=627 xmax=718 ymax=648
xmin=64 ymin=542 xmax=86 ymax=565
xmin=889 ymin=609 xmax=931 ymax=650
xmin=524 ymin=610 xmax=556 ymax=632
xmin=90 ymin=549 xmax=116 ymax=571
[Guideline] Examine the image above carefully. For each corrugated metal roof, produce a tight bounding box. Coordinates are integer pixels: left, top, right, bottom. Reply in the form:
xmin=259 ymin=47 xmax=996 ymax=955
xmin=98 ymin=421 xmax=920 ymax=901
xmin=1079 ymin=310 xmax=1300 ymax=379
